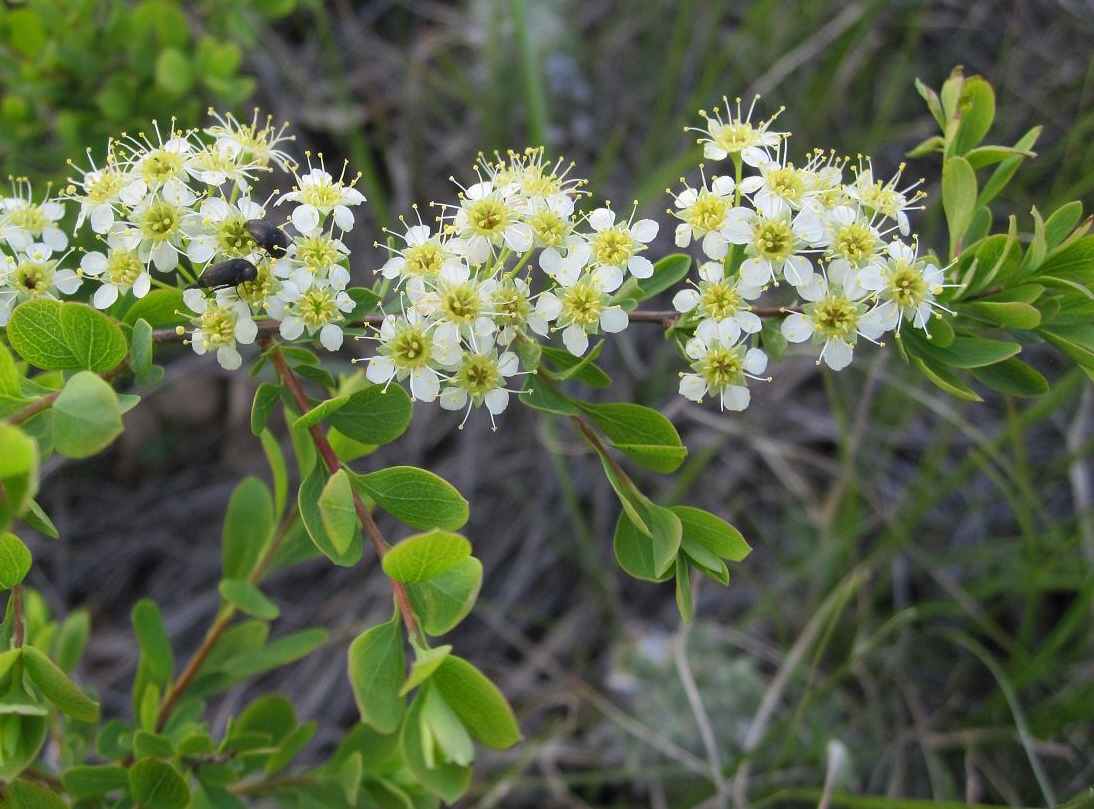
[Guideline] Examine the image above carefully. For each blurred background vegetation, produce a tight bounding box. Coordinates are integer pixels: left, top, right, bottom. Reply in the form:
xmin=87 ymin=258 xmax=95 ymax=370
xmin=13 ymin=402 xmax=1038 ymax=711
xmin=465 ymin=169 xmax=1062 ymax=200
xmin=8 ymin=0 xmax=1093 ymax=806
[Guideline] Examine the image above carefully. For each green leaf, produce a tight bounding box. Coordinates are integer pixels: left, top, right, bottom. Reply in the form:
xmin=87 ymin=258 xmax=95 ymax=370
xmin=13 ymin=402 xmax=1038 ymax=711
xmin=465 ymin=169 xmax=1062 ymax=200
xmin=123 ymin=289 xmax=187 ymax=328
xmin=219 ymin=579 xmax=279 ymax=620
xmin=6 ymin=9 xmax=47 ymax=58
xmin=155 ymin=48 xmax=194 ymax=95
xmin=265 ymin=721 xmax=317 ymax=776
xmin=681 ymin=537 xmax=730 ymax=584
xmin=6 ymin=300 xmax=80 ymax=370
xmin=130 ymin=318 xmax=155 ymax=382
xmin=923 ymin=336 xmax=1021 ymax=368
xmin=969 ymin=357 xmax=1049 ymax=397
xmin=952 ymin=76 xmax=995 ymax=155
xmin=299 ymin=466 xmax=362 ymax=566
xmin=942 ymin=156 xmax=978 ymax=256
xmin=62 ymin=765 xmax=129 ymax=797
xmin=129 ymin=759 xmax=190 ymax=809
xmin=406 ymin=557 xmax=483 ymax=636
xmin=59 ymin=303 xmax=128 ymax=372
xmin=353 ymin=467 xmax=468 ymax=531
xmin=293 ymin=395 xmax=350 ymax=429
xmin=980 ymin=125 xmax=1041 ymax=209
xmin=344 ymin=286 xmax=382 ymax=320
xmin=228 ymin=628 xmax=328 ymax=678
xmin=347 ymin=619 xmax=406 ymax=734
xmin=132 ymin=599 xmax=174 ymax=686
xmin=251 ymin=383 xmax=283 ymax=436
xmin=520 ymin=374 xmax=581 ymax=415
xmin=52 ymin=372 xmax=124 ymax=458
xmin=222 ymin=476 xmax=274 ymax=580
xmin=0 ymin=341 xmax=20 ymax=398
xmin=674 ymin=560 xmax=694 ymax=623
xmin=399 ymin=691 xmax=472 ymax=803
xmin=915 ymin=76 xmax=945 ymax=129
xmin=1043 ymin=201 xmax=1085 ymax=251
xmin=54 ymin=609 xmax=90 ymax=674
xmin=577 ymin=401 xmax=687 ymax=473
xmin=22 ymin=646 xmax=100 ymax=722
xmin=612 ymin=507 xmax=682 ymax=582
xmin=671 ymin=505 xmax=751 ymax=562
xmin=0 ymin=425 xmax=38 ymax=532
xmin=0 ymin=780 xmax=66 ymax=809
xmin=401 ymin=645 xmax=452 ymax=696
xmin=431 ymin=655 xmax=521 ymax=749
xmin=133 ymin=731 xmax=174 ymax=760
xmin=1036 ymin=236 xmax=1094 ymax=287
xmin=420 ymin=685 xmax=474 ymax=766
xmin=382 ymin=530 xmax=471 ymax=583
xmin=634 ymin=253 xmax=692 ymax=301
xmin=319 ymin=469 xmax=359 ymax=556
xmin=540 ymin=344 xmax=612 ymax=388
xmin=326 ymin=385 xmax=413 ymax=446
xmin=0 ymin=533 xmax=32 ymax=590
xmin=962 ymin=301 xmax=1041 ymax=329
xmin=259 ymin=429 xmax=288 ymax=521
xmin=911 ymin=356 xmax=983 ymax=402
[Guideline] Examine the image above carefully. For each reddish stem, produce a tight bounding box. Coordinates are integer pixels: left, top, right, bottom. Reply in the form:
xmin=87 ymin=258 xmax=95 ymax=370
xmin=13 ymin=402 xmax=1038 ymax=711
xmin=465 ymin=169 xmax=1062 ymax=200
xmin=268 ymin=348 xmax=424 ymax=646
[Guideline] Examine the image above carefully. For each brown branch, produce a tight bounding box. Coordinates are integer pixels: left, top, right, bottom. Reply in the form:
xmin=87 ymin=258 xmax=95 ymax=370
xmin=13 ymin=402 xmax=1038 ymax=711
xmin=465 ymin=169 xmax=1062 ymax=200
xmin=268 ymin=347 xmax=425 ymax=647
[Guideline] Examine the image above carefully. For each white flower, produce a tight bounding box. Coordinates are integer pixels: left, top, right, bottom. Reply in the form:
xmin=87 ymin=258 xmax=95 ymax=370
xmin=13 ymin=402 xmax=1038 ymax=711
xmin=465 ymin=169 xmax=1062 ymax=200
xmin=540 ymin=266 xmax=628 ymax=356
xmin=66 ymin=153 xmax=147 ymax=234
xmin=0 ymin=182 xmax=68 ymax=253
xmin=0 ymin=243 xmax=81 ymax=325
xmin=115 ymin=188 xmax=199 ymax=273
xmin=276 ymin=229 xmax=351 ymax=292
xmin=679 ymin=335 xmax=768 ymax=411
xmin=690 ymin=95 xmax=787 ymax=167
xmin=185 ymin=195 xmax=267 ymax=265
xmin=116 ymin=124 xmax=200 ymax=193
xmin=672 ymin=260 xmax=763 ymax=344
xmin=585 ymin=206 xmax=659 ymax=279
xmin=183 ymin=290 xmax=258 ymax=370
xmin=722 ymin=198 xmax=824 ymax=289
xmin=363 ymin=311 xmax=457 ymax=402
xmin=780 ymin=275 xmax=883 ymax=370
xmin=448 ymin=180 xmax=533 ymax=264
xmin=278 ymin=162 xmax=366 ymax=235
xmin=671 ymin=174 xmax=736 ymax=259
xmin=858 ymin=239 xmax=951 ymax=332
xmin=80 ymin=235 xmax=152 ymax=309
xmin=380 ymin=222 xmax=463 ymax=282
xmin=278 ymin=281 xmax=354 ymax=351
xmin=739 ymin=154 xmax=813 ymax=216
xmin=847 ymin=160 xmax=924 ymax=236
xmin=405 ymin=260 xmax=495 ymax=346
xmin=439 ymin=350 xmax=520 ymax=429
xmin=204 ymin=110 xmax=296 ymax=173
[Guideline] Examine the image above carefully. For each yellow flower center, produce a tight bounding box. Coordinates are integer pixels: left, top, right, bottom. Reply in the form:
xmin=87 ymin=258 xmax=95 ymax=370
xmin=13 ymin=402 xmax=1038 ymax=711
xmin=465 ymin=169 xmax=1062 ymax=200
xmin=700 ymin=281 xmax=743 ymax=320
xmin=591 ymin=227 xmax=635 ymax=267
xmin=105 ymin=250 xmax=144 ymax=285
xmin=699 ymin=344 xmax=745 ymax=388
xmin=687 ymin=191 xmax=728 ymax=232
xmin=441 ymin=284 xmax=481 ymax=324
xmin=812 ymin=296 xmax=860 ymax=341
xmin=752 ymin=219 xmax=793 ymax=261
xmin=561 ymin=281 xmax=604 ymax=327
xmin=457 ymin=353 xmax=500 ymax=397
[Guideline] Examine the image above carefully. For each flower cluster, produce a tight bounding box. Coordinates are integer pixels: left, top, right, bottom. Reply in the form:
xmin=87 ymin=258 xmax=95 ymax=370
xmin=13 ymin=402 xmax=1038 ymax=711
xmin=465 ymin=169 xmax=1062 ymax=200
xmin=6 ymin=111 xmax=363 ymax=370
xmin=670 ymin=95 xmax=943 ymax=410
xmin=365 ymin=148 xmax=659 ymax=428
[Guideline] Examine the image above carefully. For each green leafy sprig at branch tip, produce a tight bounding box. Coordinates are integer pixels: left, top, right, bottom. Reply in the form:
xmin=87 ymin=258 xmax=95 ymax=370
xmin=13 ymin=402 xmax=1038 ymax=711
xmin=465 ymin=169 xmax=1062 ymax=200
xmin=0 ymin=66 xmax=1089 ymax=806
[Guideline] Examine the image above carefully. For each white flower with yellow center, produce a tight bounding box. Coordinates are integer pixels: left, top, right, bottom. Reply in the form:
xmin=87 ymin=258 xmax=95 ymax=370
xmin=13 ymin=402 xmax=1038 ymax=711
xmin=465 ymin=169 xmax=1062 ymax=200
xmin=671 ymin=174 xmax=736 ymax=260
xmin=380 ymin=221 xmax=463 ymax=282
xmin=66 ymin=153 xmax=147 ymax=234
xmin=584 ymin=207 xmax=659 ymax=279
xmin=859 ymin=240 xmax=950 ymax=332
xmin=116 ymin=124 xmax=199 ymax=198
xmin=439 ymin=349 xmax=521 ymax=428
xmin=80 ymin=235 xmax=152 ymax=309
xmin=722 ymin=197 xmax=824 ymax=289
xmin=186 ymin=196 xmax=266 ymax=265
xmin=1 ymin=183 xmax=68 ymax=253
xmin=449 ymin=181 xmax=533 ymax=265
xmin=364 ymin=312 xmax=459 ymax=402
xmin=537 ymin=262 xmax=628 ymax=357
xmin=691 ymin=95 xmax=787 ymax=167
xmin=182 ymin=289 xmax=258 ymax=370
xmin=115 ymin=186 xmax=199 ymax=273
xmin=847 ymin=160 xmax=924 ymax=236
xmin=204 ymin=110 xmax=296 ymax=172
xmin=739 ymin=155 xmax=813 ymax=216
xmin=405 ymin=260 xmax=496 ymax=346
xmin=277 ymin=281 xmax=354 ymax=351
xmin=672 ymin=260 xmax=762 ymax=343
xmin=679 ymin=335 xmax=768 ymax=411
xmin=277 ymin=230 xmax=351 ymax=292
xmin=0 ymin=243 xmax=81 ymax=325
xmin=278 ymin=160 xmax=366 ymax=235
xmin=781 ymin=275 xmax=886 ymax=370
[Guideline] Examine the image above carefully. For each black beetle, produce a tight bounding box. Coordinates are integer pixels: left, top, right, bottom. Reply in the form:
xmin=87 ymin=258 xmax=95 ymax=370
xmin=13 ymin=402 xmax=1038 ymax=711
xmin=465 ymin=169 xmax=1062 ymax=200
xmin=245 ymin=219 xmax=290 ymax=258
xmin=190 ymin=258 xmax=259 ymax=290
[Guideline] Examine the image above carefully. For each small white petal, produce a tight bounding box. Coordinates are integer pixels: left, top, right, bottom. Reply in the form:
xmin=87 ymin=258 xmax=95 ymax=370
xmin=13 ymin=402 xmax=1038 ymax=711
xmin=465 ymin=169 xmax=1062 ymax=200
xmin=279 ymin=316 xmax=305 ymax=340
xmin=291 ymin=205 xmax=321 ymax=235
xmin=672 ymin=289 xmax=700 ymax=313
xmin=588 ymin=208 xmax=615 ymax=231
xmin=484 ymin=388 xmax=509 ymax=415
xmin=679 ymin=374 xmax=707 ymax=402
xmin=627 ymin=255 xmax=654 ymax=279
xmin=93 ymin=284 xmax=119 ymax=309
xmin=630 ymin=219 xmax=658 ymax=243
xmin=410 ymin=368 xmax=440 ymax=402
xmin=216 ymin=345 xmax=243 ymax=370
xmin=720 ymin=385 xmax=751 ymax=411
xmin=822 ymin=340 xmax=853 ymax=371
xmin=562 ymin=324 xmax=589 ymax=356
xmin=599 ymin=307 xmax=629 ymax=333
xmin=319 ymin=323 xmax=344 ymax=351
xmin=439 ymin=387 xmax=467 ymax=411
xmin=743 ymin=347 xmax=768 ymax=375
xmin=781 ymin=313 xmax=813 ymax=343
